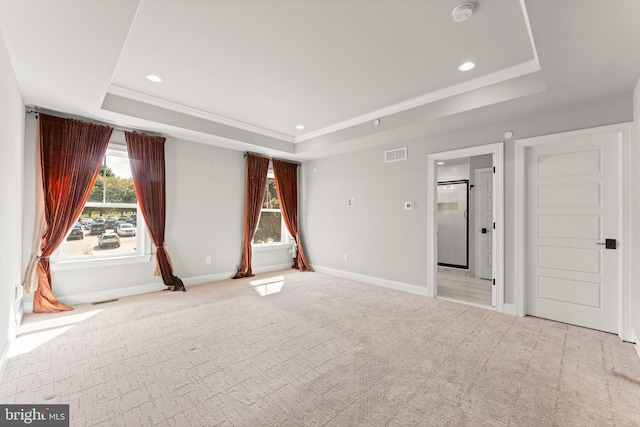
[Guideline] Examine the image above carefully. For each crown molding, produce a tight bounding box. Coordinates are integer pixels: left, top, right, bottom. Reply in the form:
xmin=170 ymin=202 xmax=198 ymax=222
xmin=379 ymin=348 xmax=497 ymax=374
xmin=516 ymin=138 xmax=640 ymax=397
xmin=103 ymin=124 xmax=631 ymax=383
xmin=107 ymin=84 xmax=296 ymax=143
xmin=294 ymin=58 xmax=541 ymax=143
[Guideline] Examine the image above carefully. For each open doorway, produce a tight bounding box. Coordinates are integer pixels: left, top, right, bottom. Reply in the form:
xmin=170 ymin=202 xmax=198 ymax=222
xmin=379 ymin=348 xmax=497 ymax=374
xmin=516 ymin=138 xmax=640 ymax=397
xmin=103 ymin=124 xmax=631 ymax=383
xmin=427 ymin=143 xmax=504 ymax=312
xmin=436 ymin=155 xmax=492 ymax=307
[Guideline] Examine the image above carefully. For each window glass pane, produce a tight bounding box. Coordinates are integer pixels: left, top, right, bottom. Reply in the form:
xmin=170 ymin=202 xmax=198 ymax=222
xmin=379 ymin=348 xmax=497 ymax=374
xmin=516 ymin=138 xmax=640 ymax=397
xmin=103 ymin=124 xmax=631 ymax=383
xmin=61 ymin=148 xmax=142 ymax=260
xmin=70 ymin=208 xmax=139 ymax=257
xmin=88 ymin=153 xmax=137 ymax=204
xmin=254 ymin=174 xmax=289 ymax=245
xmin=262 ymin=177 xmax=279 ymax=210
xmin=254 ymin=211 xmax=282 ymax=244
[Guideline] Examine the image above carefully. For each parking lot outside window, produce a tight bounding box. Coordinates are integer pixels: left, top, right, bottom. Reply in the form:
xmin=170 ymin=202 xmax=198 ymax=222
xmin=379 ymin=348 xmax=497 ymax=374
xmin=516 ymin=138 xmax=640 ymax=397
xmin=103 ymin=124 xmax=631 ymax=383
xmin=51 ymin=142 xmax=152 ymax=269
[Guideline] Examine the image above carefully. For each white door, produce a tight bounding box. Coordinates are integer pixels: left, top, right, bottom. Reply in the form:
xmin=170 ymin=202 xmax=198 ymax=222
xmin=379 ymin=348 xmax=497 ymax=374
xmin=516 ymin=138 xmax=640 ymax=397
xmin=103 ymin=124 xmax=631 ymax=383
xmin=526 ymin=135 xmax=620 ymax=333
xmin=475 ymin=168 xmax=493 ymax=280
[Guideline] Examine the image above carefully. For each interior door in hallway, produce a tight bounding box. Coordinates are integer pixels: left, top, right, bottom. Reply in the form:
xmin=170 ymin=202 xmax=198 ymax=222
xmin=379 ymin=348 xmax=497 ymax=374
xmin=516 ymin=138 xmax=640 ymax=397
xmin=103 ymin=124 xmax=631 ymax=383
xmin=475 ymin=168 xmax=493 ymax=281
xmin=526 ymin=135 xmax=620 ymax=333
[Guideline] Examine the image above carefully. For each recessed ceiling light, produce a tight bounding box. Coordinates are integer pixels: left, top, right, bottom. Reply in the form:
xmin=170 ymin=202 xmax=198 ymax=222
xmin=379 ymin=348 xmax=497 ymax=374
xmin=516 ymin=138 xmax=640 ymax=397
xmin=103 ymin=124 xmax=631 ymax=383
xmin=295 ymin=125 xmax=305 ymax=130
xmin=146 ymin=74 xmax=162 ymax=83
xmin=458 ymin=62 xmax=475 ymax=71
xmin=437 ymin=161 xmax=445 ymax=165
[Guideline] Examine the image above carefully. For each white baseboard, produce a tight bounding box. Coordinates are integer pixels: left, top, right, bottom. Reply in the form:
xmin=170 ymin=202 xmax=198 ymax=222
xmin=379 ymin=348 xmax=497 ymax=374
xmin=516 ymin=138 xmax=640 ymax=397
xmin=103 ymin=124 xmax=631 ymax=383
xmin=312 ymin=265 xmax=430 ymax=297
xmin=313 ymin=266 xmax=520 ymax=316
xmin=252 ymin=263 xmax=294 ymax=275
xmin=501 ymin=303 xmax=516 ymax=316
xmin=21 ymin=264 xmax=295 ymax=314
xmin=22 ymin=281 xmax=167 ymax=313
xmin=182 ymin=271 xmax=236 ymax=287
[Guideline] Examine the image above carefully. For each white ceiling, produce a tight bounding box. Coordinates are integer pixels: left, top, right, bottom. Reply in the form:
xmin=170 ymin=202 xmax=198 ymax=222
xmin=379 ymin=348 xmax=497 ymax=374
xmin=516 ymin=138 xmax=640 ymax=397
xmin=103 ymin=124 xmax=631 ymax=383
xmin=1 ymin=0 xmax=639 ymax=160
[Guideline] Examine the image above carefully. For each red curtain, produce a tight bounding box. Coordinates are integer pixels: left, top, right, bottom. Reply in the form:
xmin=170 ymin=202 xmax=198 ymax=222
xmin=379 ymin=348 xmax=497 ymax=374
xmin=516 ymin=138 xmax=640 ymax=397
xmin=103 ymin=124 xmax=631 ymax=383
xmin=233 ymin=154 xmax=270 ymax=278
xmin=273 ymin=159 xmax=313 ymax=271
xmin=33 ymin=114 xmax=113 ymax=312
xmin=125 ymin=131 xmax=185 ymax=291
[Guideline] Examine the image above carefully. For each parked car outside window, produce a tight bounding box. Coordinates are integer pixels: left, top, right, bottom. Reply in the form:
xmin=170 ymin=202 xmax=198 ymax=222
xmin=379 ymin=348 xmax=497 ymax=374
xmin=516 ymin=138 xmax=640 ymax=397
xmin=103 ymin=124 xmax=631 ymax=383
xmin=116 ymin=223 xmax=136 ymax=237
xmin=90 ymin=223 xmax=106 ymax=235
xmin=98 ymin=233 xmax=120 ymax=248
xmin=67 ymin=224 xmax=84 ymax=240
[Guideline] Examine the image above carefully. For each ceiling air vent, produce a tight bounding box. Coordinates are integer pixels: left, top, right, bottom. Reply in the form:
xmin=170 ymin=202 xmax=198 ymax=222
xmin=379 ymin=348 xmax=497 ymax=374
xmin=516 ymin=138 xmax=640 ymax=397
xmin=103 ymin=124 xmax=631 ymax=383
xmin=384 ymin=147 xmax=408 ymax=163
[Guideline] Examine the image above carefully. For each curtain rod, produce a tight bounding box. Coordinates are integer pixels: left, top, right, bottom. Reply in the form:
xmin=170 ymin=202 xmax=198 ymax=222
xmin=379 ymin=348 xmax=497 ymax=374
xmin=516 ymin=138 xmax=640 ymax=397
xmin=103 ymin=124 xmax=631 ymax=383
xmin=244 ymin=151 xmax=302 ymax=166
xmin=26 ymin=106 xmax=163 ymax=137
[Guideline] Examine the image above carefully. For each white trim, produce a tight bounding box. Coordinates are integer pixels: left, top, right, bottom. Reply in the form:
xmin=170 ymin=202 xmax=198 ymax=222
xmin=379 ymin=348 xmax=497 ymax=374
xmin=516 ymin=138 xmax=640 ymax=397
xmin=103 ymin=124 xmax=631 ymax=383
xmin=252 ymin=242 xmax=290 ymax=252
xmin=251 ymin=263 xmax=294 ymax=275
xmin=436 ymin=296 xmax=495 ymax=311
xmin=519 ymin=0 xmax=539 ymax=63
xmin=23 ymin=280 xmax=166 ymax=313
xmin=501 ymin=303 xmax=517 ymax=316
xmin=51 ymin=254 xmax=153 ymax=271
xmin=427 ymin=143 xmax=504 ymax=313
xmin=22 ymin=264 xmax=295 ymax=314
xmin=514 ymin=140 xmax=526 ymax=317
xmin=514 ymin=122 xmax=633 ymax=340
xmin=312 ymin=265 xmax=430 ymax=297
xmin=108 ymin=85 xmax=296 ymax=143
xmin=621 ymin=123 xmax=634 ymax=342
xmin=111 ymin=57 xmax=539 ymax=145
xmin=297 ymin=59 xmax=540 ymax=143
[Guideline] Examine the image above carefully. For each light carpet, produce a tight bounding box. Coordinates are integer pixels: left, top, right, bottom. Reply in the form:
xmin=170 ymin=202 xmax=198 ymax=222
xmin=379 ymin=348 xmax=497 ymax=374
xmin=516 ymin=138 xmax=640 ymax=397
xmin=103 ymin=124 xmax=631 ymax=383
xmin=1 ymin=270 xmax=639 ymax=426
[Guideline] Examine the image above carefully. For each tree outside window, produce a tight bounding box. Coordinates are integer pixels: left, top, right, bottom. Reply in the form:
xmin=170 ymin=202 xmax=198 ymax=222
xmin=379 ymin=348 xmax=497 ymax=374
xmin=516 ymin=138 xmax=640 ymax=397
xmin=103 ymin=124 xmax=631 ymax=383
xmin=253 ymin=175 xmax=286 ymax=245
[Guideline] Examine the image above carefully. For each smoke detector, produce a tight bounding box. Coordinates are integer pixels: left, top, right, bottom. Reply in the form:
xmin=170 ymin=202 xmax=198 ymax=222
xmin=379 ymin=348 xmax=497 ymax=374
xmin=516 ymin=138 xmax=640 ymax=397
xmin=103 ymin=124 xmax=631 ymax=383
xmin=452 ymin=3 xmax=475 ymax=22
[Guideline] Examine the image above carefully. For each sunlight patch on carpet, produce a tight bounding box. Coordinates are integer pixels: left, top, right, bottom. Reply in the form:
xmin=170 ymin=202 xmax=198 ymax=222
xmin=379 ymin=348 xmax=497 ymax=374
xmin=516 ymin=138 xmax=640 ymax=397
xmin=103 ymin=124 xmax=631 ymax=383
xmin=250 ymin=275 xmax=284 ymax=296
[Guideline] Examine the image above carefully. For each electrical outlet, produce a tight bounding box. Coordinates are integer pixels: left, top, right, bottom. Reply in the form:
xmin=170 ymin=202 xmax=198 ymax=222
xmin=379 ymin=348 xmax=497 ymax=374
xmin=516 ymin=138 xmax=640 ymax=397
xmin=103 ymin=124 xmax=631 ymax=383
xmin=205 ymin=256 xmax=211 ymax=264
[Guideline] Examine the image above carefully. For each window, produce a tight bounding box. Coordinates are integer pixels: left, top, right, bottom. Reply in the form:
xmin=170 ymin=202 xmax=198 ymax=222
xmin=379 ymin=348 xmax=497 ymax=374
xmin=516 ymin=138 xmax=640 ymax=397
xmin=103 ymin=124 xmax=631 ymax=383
xmin=253 ymin=172 xmax=289 ymax=246
xmin=53 ymin=142 xmax=151 ymax=267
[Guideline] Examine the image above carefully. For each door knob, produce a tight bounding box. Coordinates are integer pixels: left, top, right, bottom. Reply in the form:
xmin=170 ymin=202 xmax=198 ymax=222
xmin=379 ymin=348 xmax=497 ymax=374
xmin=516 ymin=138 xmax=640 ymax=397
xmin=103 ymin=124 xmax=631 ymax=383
xmin=596 ymin=239 xmax=617 ymax=249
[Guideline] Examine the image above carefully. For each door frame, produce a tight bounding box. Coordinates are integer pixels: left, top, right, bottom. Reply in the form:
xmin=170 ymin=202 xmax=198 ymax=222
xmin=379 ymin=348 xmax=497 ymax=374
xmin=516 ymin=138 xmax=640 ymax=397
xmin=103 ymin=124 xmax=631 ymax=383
xmin=427 ymin=142 xmax=504 ymax=313
xmin=514 ymin=122 xmax=633 ymax=341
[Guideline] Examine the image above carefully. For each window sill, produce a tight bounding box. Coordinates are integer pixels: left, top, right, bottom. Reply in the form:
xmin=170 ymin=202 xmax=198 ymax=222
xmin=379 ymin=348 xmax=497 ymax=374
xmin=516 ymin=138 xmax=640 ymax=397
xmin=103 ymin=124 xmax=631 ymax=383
xmin=252 ymin=242 xmax=290 ymax=252
xmin=51 ymin=254 xmax=153 ymax=271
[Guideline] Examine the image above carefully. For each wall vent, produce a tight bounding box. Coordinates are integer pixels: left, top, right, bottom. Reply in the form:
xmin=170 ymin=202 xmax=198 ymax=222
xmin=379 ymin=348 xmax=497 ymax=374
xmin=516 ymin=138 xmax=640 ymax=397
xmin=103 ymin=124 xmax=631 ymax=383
xmin=384 ymin=147 xmax=407 ymax=163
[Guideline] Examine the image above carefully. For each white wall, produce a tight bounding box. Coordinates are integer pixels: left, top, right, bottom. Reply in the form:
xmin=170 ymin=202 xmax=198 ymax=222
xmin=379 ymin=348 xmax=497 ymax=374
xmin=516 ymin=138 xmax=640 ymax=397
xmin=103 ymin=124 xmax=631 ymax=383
xmin=633 ymin=77 xmax=640 ymax=347
xmin=0 ymin=28 xmax=24 ymax=374
xmin=301 ymin=92 xmax=634 ymax=306
xmin=20 ymin=117 xmax=293 ymax=308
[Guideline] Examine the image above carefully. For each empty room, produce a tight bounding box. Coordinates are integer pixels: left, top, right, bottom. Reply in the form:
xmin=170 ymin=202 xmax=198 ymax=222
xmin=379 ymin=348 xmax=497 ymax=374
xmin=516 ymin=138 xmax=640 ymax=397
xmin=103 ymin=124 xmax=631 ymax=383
xmin=1 ymin=1 xmax=640 ymax=425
